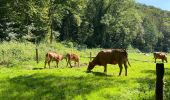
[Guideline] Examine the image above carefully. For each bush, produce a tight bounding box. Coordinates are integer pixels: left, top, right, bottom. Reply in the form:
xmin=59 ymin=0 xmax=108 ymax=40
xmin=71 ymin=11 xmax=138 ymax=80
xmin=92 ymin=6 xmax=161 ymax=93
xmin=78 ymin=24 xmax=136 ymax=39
xmin=0 ymin=41 xmax=98 ymax=67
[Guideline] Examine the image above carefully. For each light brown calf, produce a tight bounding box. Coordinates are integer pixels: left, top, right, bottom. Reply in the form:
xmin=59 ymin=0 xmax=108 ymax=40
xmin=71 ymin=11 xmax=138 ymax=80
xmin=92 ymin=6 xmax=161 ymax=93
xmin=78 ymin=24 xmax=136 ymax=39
xmin=153 ymin=52 xmax=167 ymax=63
xmin=66 ymin=53 xmax=80 ymax=68
xmin=44 ymin=51 xmax=64 ymax=68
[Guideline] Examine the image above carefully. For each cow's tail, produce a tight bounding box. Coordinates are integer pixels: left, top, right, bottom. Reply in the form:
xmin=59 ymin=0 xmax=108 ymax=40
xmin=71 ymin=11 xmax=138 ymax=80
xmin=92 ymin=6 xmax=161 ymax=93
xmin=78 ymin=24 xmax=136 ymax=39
xmin=127 ymin=59 xmax=131 ymax=67
xmin=124 ymin=49 xmax=131 ymax=67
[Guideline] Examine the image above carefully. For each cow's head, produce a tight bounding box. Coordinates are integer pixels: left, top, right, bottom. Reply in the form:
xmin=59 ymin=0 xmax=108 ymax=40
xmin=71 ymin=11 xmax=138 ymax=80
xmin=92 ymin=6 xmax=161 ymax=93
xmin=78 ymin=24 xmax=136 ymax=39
xmin=87 ymin=62 xmax=95 ymax=72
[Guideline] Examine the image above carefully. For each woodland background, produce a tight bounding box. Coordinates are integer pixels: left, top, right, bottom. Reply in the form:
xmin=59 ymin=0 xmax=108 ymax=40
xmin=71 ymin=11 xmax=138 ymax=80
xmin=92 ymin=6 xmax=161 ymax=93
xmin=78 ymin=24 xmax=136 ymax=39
xmin=0 ymin=0 xmax=170 ymax=52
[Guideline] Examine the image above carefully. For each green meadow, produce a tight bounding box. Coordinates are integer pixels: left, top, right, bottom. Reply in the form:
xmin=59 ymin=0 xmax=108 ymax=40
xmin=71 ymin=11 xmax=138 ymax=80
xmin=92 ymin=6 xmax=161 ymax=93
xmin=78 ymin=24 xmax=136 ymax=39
xmin=0 ymin=42 xmax=170 ymax=100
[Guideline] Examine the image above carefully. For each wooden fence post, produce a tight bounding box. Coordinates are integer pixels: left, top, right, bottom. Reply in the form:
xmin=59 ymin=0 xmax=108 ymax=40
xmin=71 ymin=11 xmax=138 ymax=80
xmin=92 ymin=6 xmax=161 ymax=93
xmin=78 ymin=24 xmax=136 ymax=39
xmin=35 ymin=46 xmax=39 ymax=64
xmin=2 ymin=50 xmax=4 ymax=62
xmin=90 ymin=52 xmax=92 ymax=61
xmin=156 ymin=63 xmax=164 ymax=100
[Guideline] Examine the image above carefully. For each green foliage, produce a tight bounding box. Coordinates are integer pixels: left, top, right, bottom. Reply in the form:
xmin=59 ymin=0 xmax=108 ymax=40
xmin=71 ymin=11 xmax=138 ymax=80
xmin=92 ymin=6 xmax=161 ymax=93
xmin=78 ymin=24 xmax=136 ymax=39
xmin=0 ymin=0 xmax=170 ymax=52
xmin=0 ymin=41 xmax=35 ymax=67
xmin=141 ymin=17 xmax=159 ymax=52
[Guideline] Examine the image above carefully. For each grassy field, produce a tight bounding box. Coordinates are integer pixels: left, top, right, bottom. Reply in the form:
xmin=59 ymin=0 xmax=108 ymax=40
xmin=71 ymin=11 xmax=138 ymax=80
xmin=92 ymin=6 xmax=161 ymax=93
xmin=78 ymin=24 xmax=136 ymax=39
xmin=0 ymin=42 xmax=170 ymax=100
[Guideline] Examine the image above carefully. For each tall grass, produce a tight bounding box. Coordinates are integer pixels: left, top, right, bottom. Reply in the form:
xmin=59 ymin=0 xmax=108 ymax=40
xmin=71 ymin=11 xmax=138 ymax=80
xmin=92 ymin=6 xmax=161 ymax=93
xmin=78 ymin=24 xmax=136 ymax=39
xmin=0 ymin=41 xmax=100 ymax=68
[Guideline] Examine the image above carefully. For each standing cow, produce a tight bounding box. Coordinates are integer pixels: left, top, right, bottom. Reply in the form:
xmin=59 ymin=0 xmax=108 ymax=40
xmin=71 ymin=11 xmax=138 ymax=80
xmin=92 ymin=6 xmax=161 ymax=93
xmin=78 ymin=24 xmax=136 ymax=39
xmin=87 ymin=49 xmax=130 ymax=76
xmin=66 ymin=53 xmax=80 ymax=68
xmin=44 ymin=51 xmax=64 ymax=68
xmin=153 ymin=52 xmax=167 ymax=63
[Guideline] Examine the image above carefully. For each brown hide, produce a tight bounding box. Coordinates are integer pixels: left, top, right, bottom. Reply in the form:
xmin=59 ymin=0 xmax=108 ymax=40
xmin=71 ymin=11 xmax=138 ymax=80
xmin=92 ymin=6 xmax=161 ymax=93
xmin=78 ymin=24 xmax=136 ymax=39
xmin=87 ymin=49 xmax=130 ymax=76
xmin=66 ymin=53 xmax=80 ymax=67
xmin=44 ymin=51 xmax=64 ymax=68
xmin=153 ymin=52 xmax=167 ymax=63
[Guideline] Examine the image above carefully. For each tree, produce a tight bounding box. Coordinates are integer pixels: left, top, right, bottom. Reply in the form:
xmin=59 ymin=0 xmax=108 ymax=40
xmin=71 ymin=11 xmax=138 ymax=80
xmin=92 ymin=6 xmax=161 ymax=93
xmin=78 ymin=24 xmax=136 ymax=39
xmin=59 ymin=0 xmax=87 ymax=43
xmin=84 ymin=0 xmax=142 ymax=48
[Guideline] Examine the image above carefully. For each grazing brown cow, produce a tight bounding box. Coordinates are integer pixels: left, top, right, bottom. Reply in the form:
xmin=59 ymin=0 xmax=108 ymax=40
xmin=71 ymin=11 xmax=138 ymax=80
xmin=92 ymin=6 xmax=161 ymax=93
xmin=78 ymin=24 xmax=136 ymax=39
xmin=44 ymin=51 xmax=64 ymax=68
xmin=66 ymin=53 xmax=80 ymax=68
xmin=87 ymin=49 xmax=130 ymax=76
xmin=153 ymin=52 xmax=167 ymax=63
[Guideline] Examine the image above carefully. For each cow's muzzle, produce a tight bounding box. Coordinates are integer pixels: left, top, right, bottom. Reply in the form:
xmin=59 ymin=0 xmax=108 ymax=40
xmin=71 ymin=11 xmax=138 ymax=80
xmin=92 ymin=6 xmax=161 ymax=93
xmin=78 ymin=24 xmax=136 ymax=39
xmin=86 ymin=69 xmax=91 ymax=73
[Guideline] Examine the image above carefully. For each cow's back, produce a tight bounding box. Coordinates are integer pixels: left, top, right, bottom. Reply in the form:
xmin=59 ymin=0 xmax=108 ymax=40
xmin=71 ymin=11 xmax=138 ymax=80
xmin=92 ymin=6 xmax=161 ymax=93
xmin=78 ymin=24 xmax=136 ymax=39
xmin=95 ymin=50 xmax=113 ymax=65
xmin=154 ymin=52 xmax=167 ymax=59
xmin=154 ymin=52 xmax=165 ymax=59
xmin=66 ymin=53 xmax=79 ymax=61
xmin=46 ymin=51 xmax=62 ymax=61
xmin=93 ymin=49 xmax=128 ymax=65
xmin=112 ymin=49 xmax=128 ymax=62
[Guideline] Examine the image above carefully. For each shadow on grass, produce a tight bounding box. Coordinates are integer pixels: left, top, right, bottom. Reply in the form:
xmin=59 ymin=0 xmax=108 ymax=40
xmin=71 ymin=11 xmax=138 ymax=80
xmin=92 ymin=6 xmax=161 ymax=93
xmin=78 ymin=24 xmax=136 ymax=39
xmin=32 ymin=68 xmax=44 ymax=70
xmin=134 ymin=68 xmax=170 ymax=100
xmin=141 ymin=68 xmax=170 ymax=76
xmin=0 ymin=73 xmax=127 ymax=100
xmin=141 ymin=70 xmax=155 ymax=74
xmin=131 ymin=77 xmax=155 ymax=100
xmin=91 ymin=71 xmax=113 ymax=77
xmin=165 ymin=68 xmax=170 ymax=75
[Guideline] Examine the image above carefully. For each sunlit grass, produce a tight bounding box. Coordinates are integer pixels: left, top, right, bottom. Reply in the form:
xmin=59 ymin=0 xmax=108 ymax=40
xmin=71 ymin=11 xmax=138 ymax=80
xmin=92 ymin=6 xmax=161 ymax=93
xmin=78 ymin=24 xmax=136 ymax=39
xmin=0 ymin=42 xmax=170 ymax=100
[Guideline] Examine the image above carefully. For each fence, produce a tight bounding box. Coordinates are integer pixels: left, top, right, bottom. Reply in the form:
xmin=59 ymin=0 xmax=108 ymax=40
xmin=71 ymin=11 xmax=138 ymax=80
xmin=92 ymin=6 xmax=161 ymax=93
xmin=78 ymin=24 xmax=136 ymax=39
xmin=156 ymin=63 xmax=164 ymax=100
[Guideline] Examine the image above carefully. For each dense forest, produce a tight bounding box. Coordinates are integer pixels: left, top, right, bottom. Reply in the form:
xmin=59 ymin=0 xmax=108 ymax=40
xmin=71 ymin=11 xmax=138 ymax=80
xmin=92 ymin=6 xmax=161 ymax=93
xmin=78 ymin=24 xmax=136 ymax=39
xmin=0 ymin=0 xmax=170 ymax=52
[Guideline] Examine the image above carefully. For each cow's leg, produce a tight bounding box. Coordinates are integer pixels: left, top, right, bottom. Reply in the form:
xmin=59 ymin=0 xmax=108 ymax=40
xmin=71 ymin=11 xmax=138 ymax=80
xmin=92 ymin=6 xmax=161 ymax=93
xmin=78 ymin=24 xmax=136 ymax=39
xmin=104 ymin=65 xmax=107 ymax=73
xmin=155 ymin=58 xmax=156 ymax=63
xmin=78 ymin=61 xmax=80 ymax=67
xmin=124 ymin=63 xmax=128 ymax=76
xmin=66 ymin=59 xmax=69 ymax=67
xmin=69 ymin=61 xmax=72 ymax=68
xmin=44 ymin=58 xmax=50 ymax=68
xmin=162 ymin=59 xmax=164 ymax=63
xmin=48 ymin=60 xmax=51 ymax=69
xmin=74 ymin=61 xmax=76 ymax=67
xmin=44 ymin=61 xmax=47 ymax=68
xmin=56 ymin=61 xmax=59 ymax=68
xmin=118 ymin=63 xmax=123 ymax=76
